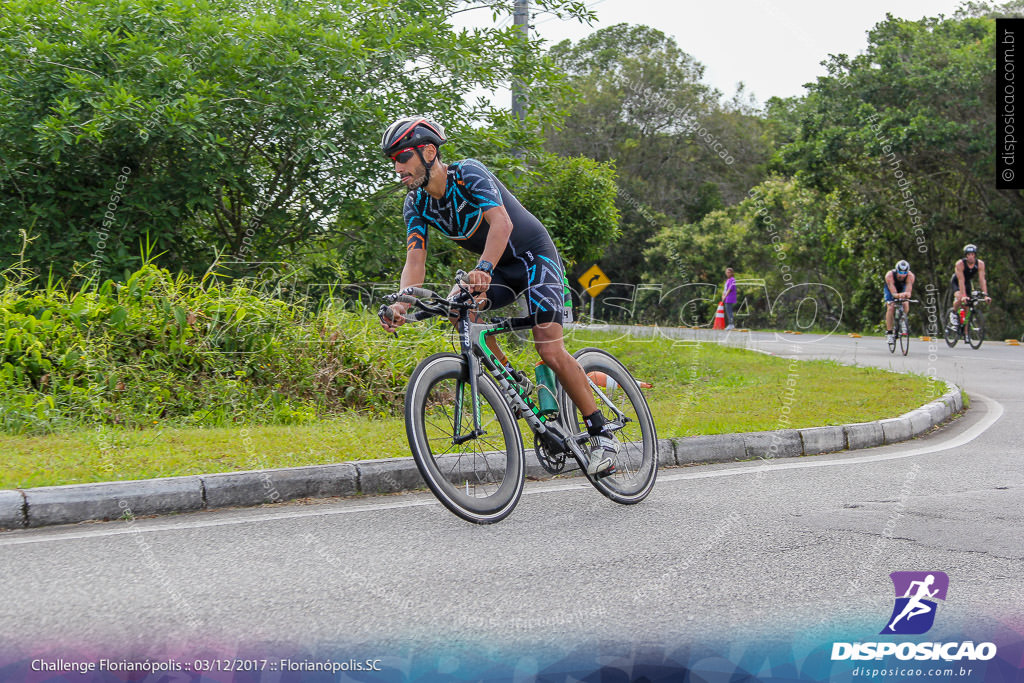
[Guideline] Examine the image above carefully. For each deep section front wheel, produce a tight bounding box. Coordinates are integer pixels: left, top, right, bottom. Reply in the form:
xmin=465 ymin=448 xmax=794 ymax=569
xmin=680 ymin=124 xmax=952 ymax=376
xmin=405 ymin=353 xmax=525 ymax=524
xmin=943 ymin=309 xmax=959 ymax=348
xmin=561 ymin=348 xmax=658 ymax=505
xmin=967 ymin=309 xmax=984 ymax=349
xmin=899 ymin=316 xmax=909 ymax=356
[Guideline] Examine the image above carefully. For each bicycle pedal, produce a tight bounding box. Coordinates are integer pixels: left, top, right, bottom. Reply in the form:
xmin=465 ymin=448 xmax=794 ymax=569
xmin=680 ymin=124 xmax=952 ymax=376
xmin=594 ymin=464 xmax=617 ymax=479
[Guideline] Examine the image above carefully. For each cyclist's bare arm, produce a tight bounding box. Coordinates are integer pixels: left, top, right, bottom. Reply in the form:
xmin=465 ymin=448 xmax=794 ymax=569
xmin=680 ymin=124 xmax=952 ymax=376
xmin=400 ymin=243 xmax=427 ymax=291
xmin=904 ymin=272 xmax=915 ymax=298
xmin=465 ymin=206 xmax=514 ymax=293
xmin=979 ymin=261 xmax=990 ymax=299
xmin=381 ymin=247 xmax=428 ymax=333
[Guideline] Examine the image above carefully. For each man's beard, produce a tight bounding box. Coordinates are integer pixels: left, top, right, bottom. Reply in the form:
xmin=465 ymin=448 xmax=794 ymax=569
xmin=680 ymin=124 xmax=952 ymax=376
xmin=407 ymin=169 xmax=428 ymax=190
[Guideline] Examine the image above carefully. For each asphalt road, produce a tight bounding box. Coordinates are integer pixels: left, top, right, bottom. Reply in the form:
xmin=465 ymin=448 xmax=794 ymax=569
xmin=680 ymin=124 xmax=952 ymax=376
xmin=1 ymin=330 xmax=1021 ymax=678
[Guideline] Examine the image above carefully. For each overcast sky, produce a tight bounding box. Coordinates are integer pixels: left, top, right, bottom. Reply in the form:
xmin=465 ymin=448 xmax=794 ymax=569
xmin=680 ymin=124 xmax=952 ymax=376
xmin=457 ymin=0 xmax=969 ymax=105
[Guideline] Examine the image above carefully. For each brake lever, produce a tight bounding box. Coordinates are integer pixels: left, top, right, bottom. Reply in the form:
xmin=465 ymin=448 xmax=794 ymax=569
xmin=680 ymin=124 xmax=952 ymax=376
xmin=377 ymin=304 xmax=399 ymax=338
xmin=453 ymin=269 xmax=475 ymax=301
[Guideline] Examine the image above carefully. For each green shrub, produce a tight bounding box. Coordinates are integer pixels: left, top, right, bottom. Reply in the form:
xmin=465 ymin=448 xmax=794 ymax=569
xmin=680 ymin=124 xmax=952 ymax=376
xmin=0 ymin=255 xmax=471 ymax=434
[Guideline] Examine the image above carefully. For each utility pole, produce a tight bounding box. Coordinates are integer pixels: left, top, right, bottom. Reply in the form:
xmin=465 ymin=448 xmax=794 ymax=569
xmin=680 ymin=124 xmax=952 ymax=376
xmin=511 ymin=0 xmax=528 ymax=121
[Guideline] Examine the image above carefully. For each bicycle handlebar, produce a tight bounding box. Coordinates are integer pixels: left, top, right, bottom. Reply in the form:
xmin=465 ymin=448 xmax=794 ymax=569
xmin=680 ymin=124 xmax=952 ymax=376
xmin=379 ymin=271 xmax=479 ymax=329
xmin=378 ymin=303 xmax=436 ymax=323
xmin=399 ymin=286 xmax=438 ymax=300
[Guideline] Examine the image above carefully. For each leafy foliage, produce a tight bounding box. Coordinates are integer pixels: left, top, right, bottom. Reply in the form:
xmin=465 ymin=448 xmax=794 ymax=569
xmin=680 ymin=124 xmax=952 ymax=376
xmin=516 ymin=153 xmax=620 ymax=265
xmin=0 ymin=0 xmax=591 ymax=279
xmin=0 ymin=251 xmax=466 ymax=434
xmin=643 ymin=7 xmax=1023 ymax=337
xmin=764 ymin=8 xmax=1022 ymax=335
xmin=544 ymin=24 xmax=773 ymax=293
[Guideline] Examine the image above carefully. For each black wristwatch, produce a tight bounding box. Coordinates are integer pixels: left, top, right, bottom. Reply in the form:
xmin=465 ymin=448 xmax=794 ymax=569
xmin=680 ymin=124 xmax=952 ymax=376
xmin=474 ymin=260 xmax=494 ymax=276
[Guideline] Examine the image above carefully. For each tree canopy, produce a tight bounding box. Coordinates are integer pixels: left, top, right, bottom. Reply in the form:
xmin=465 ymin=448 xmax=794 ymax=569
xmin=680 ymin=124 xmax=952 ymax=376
xmin=4 ymin=2 xmax=1020 ymax=337
xmin=0 ymin=0 xmax=603 ymax=279
xmin=544 ymin=24 xmax=772 ymax=296
xmin=640 ymin=6 xmax=1023 ymax=337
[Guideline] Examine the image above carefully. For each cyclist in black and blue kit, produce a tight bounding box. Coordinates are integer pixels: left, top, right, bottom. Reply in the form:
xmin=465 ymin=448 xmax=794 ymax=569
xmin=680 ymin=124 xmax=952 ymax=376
xmin=884 ymin=259 xmax=915 ymax=345
xmin=377 ymin=116 xmax=617 ymax=475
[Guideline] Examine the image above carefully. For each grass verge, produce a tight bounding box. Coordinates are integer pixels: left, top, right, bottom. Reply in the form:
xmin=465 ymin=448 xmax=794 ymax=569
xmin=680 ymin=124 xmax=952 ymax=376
xmin=1 ymin=331 xmax=945 ymax=489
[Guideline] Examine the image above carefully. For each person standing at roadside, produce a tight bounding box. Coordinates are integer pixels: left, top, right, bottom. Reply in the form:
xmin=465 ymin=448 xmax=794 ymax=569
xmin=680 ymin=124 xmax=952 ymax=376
xmin=722 ymin=267 xmax=737 ymax=330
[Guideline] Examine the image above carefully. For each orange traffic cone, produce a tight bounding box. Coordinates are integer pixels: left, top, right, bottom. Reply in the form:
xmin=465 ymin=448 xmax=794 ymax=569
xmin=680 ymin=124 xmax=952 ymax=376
xmin=713 ymin=301 xmax=726 ymax=330
xmin=587 ymin=371 xmax=653 ymax=390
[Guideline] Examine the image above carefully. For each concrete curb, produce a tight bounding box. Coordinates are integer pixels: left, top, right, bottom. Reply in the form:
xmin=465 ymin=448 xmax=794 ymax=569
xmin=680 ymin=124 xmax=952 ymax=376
xmin=0 ymin=490 xmax=26 ymax=529
xmin=23 ymin=477 xmax=204 ymax=528
xmin=203 ymin=463 xmax=359 ymax=508
xmin=673 ymin=433 xmax=746 ymax=466
xmin=800 ymin=426 xmax=847 ymax=455
xmin=0 ymin=383 xmax=964 ymax=530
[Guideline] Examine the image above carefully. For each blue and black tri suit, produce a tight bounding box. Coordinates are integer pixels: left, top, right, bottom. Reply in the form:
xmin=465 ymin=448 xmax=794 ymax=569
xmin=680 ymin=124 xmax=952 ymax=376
xmin=883 ymin=270 xmax=909 ymax=303
xmin=404 ymin=158 xmax=568 ymax=325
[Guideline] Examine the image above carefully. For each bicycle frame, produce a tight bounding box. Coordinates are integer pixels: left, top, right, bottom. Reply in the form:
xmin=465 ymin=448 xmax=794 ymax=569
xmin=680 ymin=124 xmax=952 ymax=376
xmin=893 ymin=300 xmax=917 ymax=330
xmin=958 ymin=294 xmax=985 ymax=330
xmin=387 ymin=278 xmax=658 ymax=522
xmin=450 ymin=310 xmax=604 ymax=463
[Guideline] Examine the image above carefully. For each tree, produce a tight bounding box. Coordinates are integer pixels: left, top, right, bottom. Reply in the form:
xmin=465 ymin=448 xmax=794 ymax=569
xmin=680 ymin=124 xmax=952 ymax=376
xmin=543 ymin=24 xmax=772 ymax=298
xmin=644 ymin=5 xmax=1023 ymax=336
xmin=0 ymin=0 xmax=592 ymax=278
xmin=644 ymin=177 xmax=844 ymax=329
xmin=772 ymin=6 xmax=1023 ymax=335
xmin=515 ymin=153 xmax=620 ymax=265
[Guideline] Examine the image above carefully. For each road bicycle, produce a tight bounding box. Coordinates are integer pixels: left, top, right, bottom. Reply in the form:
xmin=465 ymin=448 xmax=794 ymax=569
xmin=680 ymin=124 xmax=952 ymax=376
xmin=885 ymin=298 xmax=917 ymax=356
xmin=944 ymin=290 xmax=989 ymax=350
xmin=379 ymin=274 xmax=658 ymax=524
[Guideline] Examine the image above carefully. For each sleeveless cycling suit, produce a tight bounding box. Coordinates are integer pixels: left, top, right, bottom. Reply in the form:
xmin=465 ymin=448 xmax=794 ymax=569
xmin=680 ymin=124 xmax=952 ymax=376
xmin=404 ymin=159 xmax=568 ymax=324
xmin=883 ymin=269 xmax=908 ymax=302
xmin=949 ymin=258 xmax=979 ymax=293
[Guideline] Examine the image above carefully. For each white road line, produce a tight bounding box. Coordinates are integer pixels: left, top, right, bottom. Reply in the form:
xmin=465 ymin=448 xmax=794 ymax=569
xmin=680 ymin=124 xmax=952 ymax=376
xmin=0 ymin=498 xmax=441 ymax=547
xmin=0 ymin=395 xmax=1003 ymax=548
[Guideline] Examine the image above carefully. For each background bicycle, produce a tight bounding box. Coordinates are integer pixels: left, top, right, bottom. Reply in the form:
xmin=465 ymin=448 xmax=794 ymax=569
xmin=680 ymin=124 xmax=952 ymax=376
xmin=886 ymin=298 xmax=918 ymax=356
xmin=944 ymin=290 xmax=989 ymax=349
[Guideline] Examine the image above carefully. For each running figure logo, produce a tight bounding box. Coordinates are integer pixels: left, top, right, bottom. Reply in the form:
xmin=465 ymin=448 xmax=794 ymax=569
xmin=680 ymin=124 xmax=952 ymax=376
xmin=881 ymin=571 xmax=949 ymax=635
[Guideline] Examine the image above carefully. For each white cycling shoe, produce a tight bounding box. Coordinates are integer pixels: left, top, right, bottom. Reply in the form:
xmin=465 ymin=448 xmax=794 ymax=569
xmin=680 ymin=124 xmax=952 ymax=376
xmin=587 ymin=433 xmax=619 ymax=476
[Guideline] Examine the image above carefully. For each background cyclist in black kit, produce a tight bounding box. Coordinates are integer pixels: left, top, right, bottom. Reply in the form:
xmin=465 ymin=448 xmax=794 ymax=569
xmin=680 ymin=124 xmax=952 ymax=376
xmin=377 ymin=116 xmax=619 ymax=476
xmin=949 ymin=244 xmax=991 ymax=325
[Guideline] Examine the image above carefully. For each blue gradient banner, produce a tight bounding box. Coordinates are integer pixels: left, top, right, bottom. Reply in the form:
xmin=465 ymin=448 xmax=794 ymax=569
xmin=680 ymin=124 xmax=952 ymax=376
xmin=1 ymin=621 xmax=1021 ymax=682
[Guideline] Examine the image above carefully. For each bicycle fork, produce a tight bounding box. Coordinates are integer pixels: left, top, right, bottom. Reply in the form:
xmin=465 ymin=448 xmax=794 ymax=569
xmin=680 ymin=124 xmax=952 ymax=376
xmin=449 ymin=350 xmax=485 ymax=445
